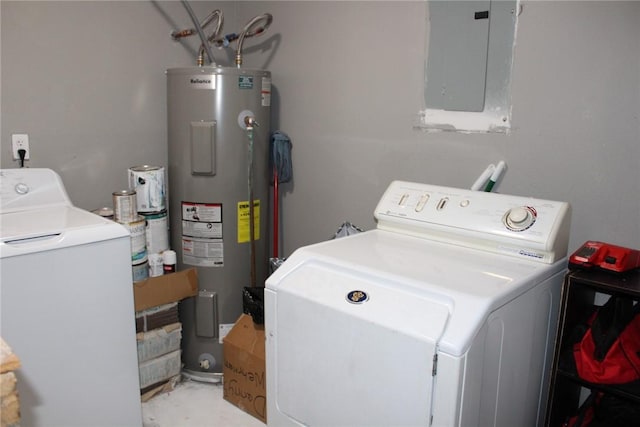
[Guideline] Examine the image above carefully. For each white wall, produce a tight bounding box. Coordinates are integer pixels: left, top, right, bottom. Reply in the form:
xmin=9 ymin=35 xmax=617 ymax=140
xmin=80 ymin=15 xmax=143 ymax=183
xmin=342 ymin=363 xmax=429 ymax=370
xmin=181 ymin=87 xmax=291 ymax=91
xmin=2 ymin=1 xmax=639 ymax=259
xmin=1 ymin=1 xmax=238 ymax=209
xmin=250 ymin=0 xmax=640 ymax=255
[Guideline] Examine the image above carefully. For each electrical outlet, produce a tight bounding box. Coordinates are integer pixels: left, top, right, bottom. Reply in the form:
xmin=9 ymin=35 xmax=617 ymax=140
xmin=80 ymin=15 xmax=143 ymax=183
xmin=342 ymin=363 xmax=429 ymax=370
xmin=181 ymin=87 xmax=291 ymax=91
xmin=12 ymin=134 xmax=30 ymax=160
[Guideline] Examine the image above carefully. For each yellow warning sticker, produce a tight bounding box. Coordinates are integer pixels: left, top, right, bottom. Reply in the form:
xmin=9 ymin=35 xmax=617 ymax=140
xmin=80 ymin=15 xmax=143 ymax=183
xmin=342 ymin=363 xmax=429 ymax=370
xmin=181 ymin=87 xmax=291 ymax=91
xmin=237 ymin=200 xmax=260 ymax=243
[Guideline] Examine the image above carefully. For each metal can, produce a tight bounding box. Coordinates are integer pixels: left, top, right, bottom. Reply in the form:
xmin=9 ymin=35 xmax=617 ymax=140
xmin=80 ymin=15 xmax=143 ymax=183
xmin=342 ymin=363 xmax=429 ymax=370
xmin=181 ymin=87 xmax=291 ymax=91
xmin=121 ymin=216 xmax=147 ymax=263
xmin=141 ymin=210 xmax=169 ymax=255
xmin=92 ymin=207 xmax=114 ymax=220
xmin=128 ymin=166 xmax=166 ymax=213
xmin=113 ymin=190 xmax=137 ymax=223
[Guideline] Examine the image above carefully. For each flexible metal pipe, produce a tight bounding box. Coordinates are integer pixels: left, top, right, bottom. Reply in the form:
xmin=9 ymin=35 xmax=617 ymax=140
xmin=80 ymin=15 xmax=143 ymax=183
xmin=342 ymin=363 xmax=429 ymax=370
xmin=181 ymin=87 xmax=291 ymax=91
xmin=197 ymin=10 xmax=223 ymax=66
xmin=235 ymin=13 xmax=273 ymax=68
xmin=181 ymin=0 xmax=217 ymax=66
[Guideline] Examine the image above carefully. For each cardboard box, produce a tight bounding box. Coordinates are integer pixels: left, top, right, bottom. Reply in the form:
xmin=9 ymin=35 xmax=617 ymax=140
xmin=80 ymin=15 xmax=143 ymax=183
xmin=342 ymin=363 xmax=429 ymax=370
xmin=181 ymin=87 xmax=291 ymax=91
xmin=138 ymin=349 xmax=181 ymax=389
xmin=223 ymin=314 xmax=266 ymax=423
xmin=136 ymin=322 xmax=182 ymax=363
xmin=133 ymin=268 xmax=198 ymax=312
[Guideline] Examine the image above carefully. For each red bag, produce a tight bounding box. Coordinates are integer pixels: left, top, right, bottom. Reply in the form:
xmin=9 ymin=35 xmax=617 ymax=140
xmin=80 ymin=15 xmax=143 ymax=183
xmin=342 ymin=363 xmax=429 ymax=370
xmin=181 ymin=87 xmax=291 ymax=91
xmin=573 ymin=296 xmax=640 ymax=384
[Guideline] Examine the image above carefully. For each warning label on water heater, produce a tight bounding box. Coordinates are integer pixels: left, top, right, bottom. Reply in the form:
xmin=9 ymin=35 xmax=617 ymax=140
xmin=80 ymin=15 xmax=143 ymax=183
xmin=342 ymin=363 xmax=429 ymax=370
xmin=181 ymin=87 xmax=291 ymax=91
xmin=181 ymin=201 xmax=224 ymax=267
xmin=262 ymin=77 xmax=271 ymax=107
xmin=237 ymin=200 xmax=260 ymax=243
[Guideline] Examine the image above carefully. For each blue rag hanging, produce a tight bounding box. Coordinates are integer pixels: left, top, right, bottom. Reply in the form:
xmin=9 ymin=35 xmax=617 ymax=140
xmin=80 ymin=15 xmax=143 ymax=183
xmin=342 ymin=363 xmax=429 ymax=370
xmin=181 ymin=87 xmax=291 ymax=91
xmin=270 ymin=131 xmax=293 ymax=184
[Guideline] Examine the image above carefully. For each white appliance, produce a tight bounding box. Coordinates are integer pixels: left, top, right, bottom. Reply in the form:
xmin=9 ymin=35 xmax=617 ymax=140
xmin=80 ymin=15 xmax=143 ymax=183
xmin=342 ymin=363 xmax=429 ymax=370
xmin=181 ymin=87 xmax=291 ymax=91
xmin=265 ymin=181 xmax=571 ymax=427
xmin=0 ymin=168 xmax=142 ymax=426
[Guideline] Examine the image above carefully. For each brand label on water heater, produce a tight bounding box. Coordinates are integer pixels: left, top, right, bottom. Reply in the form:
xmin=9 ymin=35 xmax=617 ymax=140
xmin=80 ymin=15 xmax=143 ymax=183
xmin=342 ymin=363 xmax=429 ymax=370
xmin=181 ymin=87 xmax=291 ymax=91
xmin=190 ymin=75 xmax=216 ymax=90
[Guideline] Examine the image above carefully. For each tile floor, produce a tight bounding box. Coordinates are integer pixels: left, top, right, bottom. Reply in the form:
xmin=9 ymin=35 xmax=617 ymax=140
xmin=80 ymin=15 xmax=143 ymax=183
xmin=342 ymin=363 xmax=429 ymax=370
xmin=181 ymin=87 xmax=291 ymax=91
xmin=142 ymin=378 xmax=265 ymax=427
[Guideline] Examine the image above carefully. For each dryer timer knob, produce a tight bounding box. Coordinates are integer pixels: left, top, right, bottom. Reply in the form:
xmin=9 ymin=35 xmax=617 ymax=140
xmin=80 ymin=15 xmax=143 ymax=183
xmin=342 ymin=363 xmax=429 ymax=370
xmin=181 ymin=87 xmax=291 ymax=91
xmin=503 ymin=206 xmax=536 ymax=231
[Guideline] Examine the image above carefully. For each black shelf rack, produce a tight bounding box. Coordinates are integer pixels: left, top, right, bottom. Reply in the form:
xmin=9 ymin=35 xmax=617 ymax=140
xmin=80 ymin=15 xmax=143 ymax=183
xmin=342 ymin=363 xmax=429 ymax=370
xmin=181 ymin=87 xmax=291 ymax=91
xmin=545 ymin=269 xmax=640 ymax=426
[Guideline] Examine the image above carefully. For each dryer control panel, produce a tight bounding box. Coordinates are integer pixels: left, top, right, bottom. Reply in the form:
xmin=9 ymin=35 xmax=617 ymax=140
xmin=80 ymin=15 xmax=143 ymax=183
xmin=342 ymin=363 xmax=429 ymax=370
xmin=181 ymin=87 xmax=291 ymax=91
xmin=374 ymin=181 xmax=571 ymax=263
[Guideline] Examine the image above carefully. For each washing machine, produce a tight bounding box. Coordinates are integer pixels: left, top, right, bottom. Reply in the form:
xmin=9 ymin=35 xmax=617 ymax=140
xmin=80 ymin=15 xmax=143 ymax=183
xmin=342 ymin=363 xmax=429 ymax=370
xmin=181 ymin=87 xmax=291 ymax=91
xmin=0 ymin=168 xmax=142 ymax=426
xmin=265 ymin=180 xmax=571 ymax=427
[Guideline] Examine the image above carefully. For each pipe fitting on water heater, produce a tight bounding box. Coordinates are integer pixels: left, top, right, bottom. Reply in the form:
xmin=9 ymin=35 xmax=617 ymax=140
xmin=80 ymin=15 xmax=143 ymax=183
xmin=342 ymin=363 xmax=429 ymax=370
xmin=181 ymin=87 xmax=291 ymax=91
xmin=238 ymin=110 xmax=259 ymax=130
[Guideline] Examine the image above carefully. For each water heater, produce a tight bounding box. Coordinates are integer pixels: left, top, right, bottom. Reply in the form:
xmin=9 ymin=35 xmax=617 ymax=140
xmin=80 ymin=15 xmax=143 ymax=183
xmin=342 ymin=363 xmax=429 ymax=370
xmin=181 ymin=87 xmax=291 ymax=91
xmin=167 ymin=66 xmax=271 ymax=375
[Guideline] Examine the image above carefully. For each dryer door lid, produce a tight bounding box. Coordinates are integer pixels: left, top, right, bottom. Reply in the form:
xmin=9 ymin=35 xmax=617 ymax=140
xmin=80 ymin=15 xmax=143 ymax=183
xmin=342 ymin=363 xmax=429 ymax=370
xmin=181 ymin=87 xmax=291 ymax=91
xmin=271 ymin=261 xmax=449 ymax=426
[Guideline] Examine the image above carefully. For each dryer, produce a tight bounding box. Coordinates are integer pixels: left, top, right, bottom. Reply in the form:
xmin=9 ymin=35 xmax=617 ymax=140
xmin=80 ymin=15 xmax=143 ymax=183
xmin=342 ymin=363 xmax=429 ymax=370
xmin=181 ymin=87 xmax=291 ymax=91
xmin=265 ymin=181 xmax=571 ymax=426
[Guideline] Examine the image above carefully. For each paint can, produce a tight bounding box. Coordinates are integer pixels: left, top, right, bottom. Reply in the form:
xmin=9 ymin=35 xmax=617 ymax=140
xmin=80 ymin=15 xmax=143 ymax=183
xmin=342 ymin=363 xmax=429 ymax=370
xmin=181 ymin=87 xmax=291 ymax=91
xmin=141 ymin=210 xmax=169 ymax=255
xmin=92 ymin=207 xmax=114 ymax=220
xmin=121 ymin=216 xmax=147 ymax=263
xmin=132 ymin=256 xmax=149 ymax=282
xmin=113 ymin=190 xmax=137 ymax=223
xmin=128 ymin=166 xmax=166 ymax=213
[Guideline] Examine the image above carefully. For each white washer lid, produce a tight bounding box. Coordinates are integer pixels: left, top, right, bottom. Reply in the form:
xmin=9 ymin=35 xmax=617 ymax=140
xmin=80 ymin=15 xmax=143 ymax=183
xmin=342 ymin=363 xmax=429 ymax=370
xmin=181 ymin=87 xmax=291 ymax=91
xmin=267 ymin=229 xmax=565 ymax=356
xmin=0 ymin=168 xmax=71 ymax=214
xmin=0 ymin=206 xmax=128 ymax=258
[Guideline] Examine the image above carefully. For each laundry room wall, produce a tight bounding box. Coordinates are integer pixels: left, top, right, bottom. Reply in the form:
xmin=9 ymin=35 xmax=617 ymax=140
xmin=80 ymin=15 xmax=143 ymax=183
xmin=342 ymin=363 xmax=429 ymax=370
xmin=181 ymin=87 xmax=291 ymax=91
xmin=241 ymin=0 xmax=640 ymax=256
xmin=2 ymin=1 xmax=639 ymax=260
xmin=0 ymin=0 xmax=239 ymax=209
